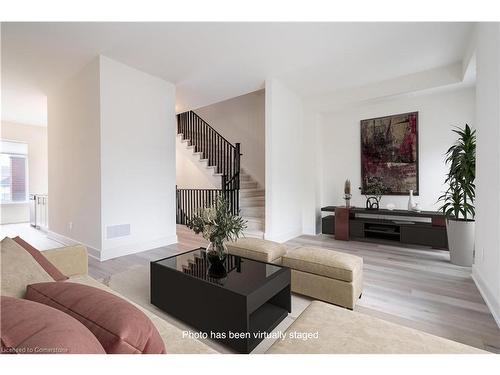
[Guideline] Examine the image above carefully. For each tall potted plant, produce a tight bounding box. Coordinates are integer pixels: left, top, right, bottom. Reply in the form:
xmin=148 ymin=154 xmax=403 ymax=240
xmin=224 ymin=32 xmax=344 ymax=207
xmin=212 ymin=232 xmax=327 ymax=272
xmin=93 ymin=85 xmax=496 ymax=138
xmin=438 ymin=124 xmax=476 ymax=266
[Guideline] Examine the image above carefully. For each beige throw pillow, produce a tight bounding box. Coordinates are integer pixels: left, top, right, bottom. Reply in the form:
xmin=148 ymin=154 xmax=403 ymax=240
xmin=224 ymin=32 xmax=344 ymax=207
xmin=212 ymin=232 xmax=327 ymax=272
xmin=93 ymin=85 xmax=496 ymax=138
xmin=1 ymin=237 xmax=53 ymax=298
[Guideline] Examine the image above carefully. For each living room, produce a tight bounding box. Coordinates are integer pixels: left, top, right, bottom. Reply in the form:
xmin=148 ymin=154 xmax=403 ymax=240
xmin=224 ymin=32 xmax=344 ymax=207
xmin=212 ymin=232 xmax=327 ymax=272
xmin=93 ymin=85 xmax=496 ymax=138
xmin=1 ymin=1 xmax=500 ymax=373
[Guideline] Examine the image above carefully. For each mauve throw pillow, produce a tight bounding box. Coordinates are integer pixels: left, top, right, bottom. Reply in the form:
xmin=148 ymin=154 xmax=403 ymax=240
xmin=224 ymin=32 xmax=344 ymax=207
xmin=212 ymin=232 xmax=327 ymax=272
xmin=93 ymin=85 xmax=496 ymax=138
xmin=25 ymin=282 xmax=166 ymax=354
xmin=0 ymin=296 xmax=105 ymax=354
xmin=13 ymin=237 xmax=68 ymax=281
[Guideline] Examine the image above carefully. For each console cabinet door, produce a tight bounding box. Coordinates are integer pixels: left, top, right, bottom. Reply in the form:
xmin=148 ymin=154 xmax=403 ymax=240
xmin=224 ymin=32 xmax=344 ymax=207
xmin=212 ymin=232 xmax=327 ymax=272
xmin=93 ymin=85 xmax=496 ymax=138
xmin=400 ymin=226 xmax=448 ymax=249
xmin=349 ymin=220 xmax=364 ymax=238
xmin=321 ymin=215 xmax=335 ymax=235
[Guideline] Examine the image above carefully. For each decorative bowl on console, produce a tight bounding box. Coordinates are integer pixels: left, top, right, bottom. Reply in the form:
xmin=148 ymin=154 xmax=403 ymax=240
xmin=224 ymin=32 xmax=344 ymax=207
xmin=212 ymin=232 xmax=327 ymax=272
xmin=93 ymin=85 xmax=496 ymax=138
xmin=360 ymin=177 xmax=388 ymax=210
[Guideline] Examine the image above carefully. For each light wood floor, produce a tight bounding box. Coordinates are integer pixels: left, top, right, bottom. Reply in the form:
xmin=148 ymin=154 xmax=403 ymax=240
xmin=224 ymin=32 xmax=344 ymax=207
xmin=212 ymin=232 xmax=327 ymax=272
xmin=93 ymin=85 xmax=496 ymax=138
xmin=287 ymin=233 xmax=500 ymax=353
xmin=88 ymin=225 xmax=500 ymax=353
xmin=3 ymin=223 xmax=499 ymax=352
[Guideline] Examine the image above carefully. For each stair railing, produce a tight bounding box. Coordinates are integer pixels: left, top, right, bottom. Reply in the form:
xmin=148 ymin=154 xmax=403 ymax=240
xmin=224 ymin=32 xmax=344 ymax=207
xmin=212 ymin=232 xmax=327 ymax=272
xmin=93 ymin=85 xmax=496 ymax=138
xmin=176 ymin=111 xmax=241 ymax=223
xmin=177 ymin=111 xmax=240 ymax=190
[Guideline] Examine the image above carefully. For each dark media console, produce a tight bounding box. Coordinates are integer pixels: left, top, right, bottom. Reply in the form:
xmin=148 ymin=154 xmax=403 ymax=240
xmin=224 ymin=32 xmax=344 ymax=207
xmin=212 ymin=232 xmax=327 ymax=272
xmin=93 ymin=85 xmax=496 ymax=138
xmin=321 ymin=206 xmax=448 ymax=249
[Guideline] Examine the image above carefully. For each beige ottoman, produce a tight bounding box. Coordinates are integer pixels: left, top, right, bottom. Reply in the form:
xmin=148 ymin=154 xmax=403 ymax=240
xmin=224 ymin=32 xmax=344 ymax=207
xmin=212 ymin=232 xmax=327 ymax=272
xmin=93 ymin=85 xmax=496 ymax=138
xmin=282 ymin=247 xmax=363 ymax=309
xmin=226 ymin=237 xmax=287 ymax=263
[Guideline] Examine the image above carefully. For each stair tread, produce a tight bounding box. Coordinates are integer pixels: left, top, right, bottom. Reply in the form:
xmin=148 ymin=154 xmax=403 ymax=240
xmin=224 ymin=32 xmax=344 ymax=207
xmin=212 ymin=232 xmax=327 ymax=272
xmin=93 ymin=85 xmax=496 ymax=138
xmin=240 ymin=194 xmax=265 ymax=198
xmin=242 ymin=216 xmax=264 ymax=222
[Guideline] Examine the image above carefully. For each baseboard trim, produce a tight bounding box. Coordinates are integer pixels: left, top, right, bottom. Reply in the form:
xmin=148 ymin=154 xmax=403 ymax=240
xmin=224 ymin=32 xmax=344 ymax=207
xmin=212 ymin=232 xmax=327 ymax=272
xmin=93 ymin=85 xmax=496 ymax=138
xmin=100 ymin=234 xmax=178 ymax=261
xmin=472 ymin=268 xmax=500 ymax=328
xmin=46 ymin=231 xmax=101 ymax=259
xmin=264 ymin=228 xmax=302 ymax=243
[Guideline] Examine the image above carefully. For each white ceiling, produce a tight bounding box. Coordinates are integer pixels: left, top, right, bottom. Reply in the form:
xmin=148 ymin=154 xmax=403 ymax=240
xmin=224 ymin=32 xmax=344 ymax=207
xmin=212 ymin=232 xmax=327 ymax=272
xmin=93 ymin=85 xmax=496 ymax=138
xmin=1 ymin=22 xmax=474 ymax=126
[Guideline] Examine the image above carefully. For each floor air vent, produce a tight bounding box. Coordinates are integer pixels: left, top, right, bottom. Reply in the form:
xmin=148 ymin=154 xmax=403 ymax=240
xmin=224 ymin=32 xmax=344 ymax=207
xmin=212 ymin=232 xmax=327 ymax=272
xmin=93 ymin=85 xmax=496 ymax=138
xmin=106 ymin=224 xmax=131 ymax=239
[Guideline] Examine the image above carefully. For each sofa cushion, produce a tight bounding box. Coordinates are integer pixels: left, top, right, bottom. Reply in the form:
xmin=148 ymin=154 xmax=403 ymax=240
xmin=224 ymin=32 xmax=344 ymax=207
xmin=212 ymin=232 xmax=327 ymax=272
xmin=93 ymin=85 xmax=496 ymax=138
xmin=267 ymin=301 xmax=485 ymax=354
xmin=13 ymin=237 xmax=68 ymax=281
xmin=227 ymin=237 xmax=287 ymax=263
xmin=68 ymin=274 xmax=217 ymax=354
xmin=0 ymin=296 xmax=105 ymax=354
xmin=41 ymin=245 xmax=88 ymax=277
xmin=25 ymin=282 xmax=166 ymax=354
xmin=0 ymin=237 xmax=54 ymax=298
xmin=282 ymin=247 xmax=362 ymax=282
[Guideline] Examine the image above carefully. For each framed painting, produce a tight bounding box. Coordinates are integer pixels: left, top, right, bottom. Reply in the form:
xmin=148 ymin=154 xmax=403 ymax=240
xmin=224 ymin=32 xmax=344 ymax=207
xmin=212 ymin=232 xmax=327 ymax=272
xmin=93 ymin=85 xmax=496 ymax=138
xmin=360 ymin=112 xmax=419 ymax=195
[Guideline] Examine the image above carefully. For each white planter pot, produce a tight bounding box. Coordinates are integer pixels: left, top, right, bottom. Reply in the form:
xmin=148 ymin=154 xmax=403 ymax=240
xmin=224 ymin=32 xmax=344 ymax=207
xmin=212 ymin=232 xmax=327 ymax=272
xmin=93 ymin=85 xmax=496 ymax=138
xmin=446 ymin=219 xmax=475 ymax=266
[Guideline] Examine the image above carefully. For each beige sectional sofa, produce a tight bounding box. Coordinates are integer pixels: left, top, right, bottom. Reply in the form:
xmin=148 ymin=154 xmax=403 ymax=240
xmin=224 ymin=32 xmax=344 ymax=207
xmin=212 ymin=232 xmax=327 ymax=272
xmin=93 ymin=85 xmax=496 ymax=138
xmin=268 ymin=301 xmax=485 ymax=354
xmin=1 ymin=237 xmax=216 ymax=354
xmin=1 ymin=237 xmax=485 ymax=354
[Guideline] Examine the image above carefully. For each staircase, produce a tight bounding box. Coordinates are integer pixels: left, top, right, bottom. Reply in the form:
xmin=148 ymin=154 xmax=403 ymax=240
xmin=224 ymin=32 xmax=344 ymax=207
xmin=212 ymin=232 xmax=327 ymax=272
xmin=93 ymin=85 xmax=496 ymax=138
xmin=176 ymin=111 xmax=265 ymax=238
xmin=239 ymin=170 xmax=265 ymax=238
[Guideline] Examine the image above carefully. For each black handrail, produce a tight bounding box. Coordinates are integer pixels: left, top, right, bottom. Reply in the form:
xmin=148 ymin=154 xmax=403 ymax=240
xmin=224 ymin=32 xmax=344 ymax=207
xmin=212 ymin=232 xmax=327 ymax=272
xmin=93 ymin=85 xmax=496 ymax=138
xmin=189 ymin=111 xmax=236 ymax=149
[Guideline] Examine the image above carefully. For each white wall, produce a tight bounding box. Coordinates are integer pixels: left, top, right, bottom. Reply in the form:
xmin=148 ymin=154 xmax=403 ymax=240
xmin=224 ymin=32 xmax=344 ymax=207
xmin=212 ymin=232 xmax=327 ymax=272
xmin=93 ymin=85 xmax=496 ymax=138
xmin=301 ymin=111 xmax=323 ymax=235
xmin=48 ymin=56 xmax=177 ymax=260
xmin=265 ymin=79 xmax=304 ymax=242
xmin=1 ymin=204 xmax=30 ymax=224
xmin=194 ymin=90 xmax=265 ymax=186
xmin=99 ymin=56 xmax=177 ymax=260
xmin=472 ymin=23 xmax=500 ymax=327
xmin=320 ymin=87 xmax=475 ymax=213
xmin=48 ymin=58 xmax=102 ymax=251
xmin=1 ymin=122 xmax=48 ymax=223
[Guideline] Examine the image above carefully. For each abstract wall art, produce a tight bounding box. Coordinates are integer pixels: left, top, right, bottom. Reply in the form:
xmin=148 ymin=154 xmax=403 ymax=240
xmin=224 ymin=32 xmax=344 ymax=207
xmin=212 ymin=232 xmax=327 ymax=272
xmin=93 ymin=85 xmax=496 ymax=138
xmin=360 ymin=112 xmax=418 ymax=195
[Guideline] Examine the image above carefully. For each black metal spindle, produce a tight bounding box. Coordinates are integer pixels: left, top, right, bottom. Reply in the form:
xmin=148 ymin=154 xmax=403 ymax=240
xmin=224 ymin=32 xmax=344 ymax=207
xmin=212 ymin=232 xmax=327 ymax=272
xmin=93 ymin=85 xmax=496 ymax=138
xmin=196 ymin=117 xmax=199 ymax=153
xmin=216 ymin=136 xmax=219 ymax=173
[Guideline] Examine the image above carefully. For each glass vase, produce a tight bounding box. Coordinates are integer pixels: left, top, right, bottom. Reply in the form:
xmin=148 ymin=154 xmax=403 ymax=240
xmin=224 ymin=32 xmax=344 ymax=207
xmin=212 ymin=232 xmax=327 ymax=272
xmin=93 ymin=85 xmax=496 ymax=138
xmin=205 ymin=242 xmax=228 ymax=280
xmin=206 ymin=241 xmax=228 ymax=264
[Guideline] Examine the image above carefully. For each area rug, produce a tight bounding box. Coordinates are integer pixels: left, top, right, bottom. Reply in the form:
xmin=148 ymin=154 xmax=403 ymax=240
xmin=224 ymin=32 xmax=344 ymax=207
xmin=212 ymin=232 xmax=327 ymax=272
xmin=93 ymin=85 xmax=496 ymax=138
xmin=103 ymin=265 xmax=312 ymax=354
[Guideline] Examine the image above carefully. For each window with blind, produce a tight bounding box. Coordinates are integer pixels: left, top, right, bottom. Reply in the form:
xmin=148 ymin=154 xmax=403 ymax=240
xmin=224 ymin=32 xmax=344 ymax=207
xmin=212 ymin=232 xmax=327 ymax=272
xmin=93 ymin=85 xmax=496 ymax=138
xmin=1 ymin=140 xmax=28 ymax=203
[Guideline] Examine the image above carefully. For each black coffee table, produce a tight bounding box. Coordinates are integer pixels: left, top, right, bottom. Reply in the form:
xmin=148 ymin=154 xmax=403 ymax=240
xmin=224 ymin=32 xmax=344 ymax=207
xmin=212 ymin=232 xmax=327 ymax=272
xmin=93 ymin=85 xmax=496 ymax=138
xmin=150 ymin=248 xmax=291 ymax=353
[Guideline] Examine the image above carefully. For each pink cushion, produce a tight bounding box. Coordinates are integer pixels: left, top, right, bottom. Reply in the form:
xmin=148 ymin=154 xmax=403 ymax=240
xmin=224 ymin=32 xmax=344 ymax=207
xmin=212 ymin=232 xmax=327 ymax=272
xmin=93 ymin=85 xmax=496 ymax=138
xmin=25 ymin=282 xmax=166 ymax=354
xmin=13 ymin=237 xmax=68 ymax=281
xmin=0 ymin=296 xmax=105 ymax=354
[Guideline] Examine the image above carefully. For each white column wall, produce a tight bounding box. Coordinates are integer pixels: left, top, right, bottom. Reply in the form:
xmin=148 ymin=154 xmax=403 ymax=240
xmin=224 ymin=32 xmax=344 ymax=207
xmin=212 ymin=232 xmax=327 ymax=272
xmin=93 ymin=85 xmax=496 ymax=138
xmin=472 ymin=23 xmax=500 ymax=327
xmin=265 ymin=79 xmax=304 ymax=242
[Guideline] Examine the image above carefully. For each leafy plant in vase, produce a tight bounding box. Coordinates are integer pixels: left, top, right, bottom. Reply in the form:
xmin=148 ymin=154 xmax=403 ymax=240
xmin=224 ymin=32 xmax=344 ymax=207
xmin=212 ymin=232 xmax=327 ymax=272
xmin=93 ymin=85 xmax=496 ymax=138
xmin=187 ymin=195 xmax=247 ymax=275
xmin=438 ymin=124 xmax=476 ymax=266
